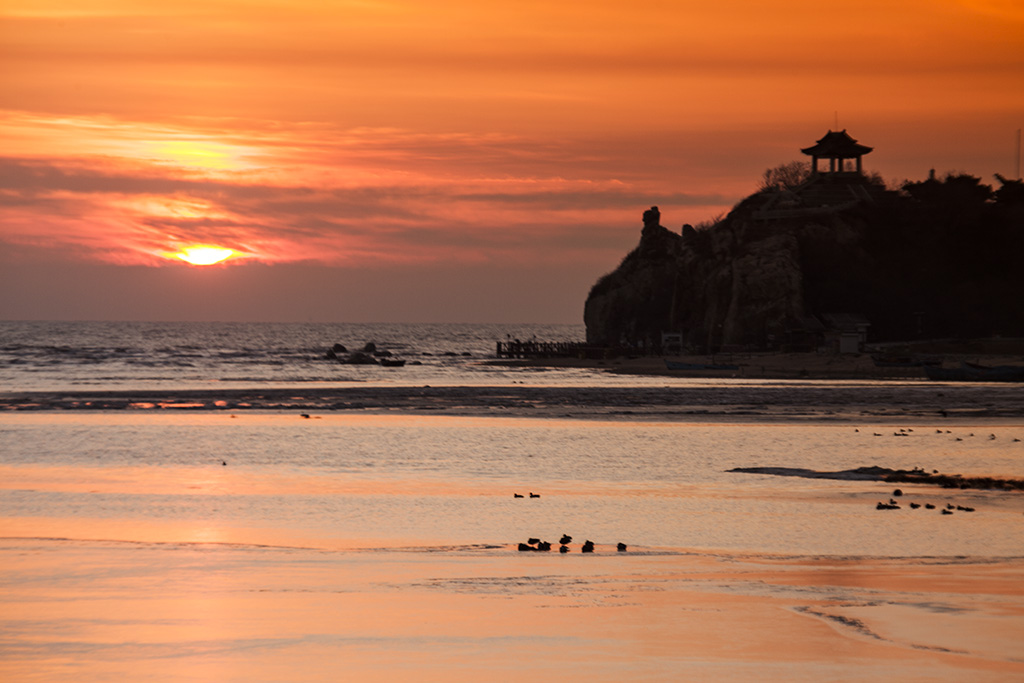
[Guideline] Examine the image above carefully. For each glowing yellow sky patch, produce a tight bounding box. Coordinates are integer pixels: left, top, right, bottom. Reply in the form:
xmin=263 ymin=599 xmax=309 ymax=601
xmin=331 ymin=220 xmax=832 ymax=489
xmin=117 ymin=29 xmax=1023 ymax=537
xmin=150 ymin=139 xmax=249 ymax=171
xmin=171 ymin=245 xmax=239 ymax=266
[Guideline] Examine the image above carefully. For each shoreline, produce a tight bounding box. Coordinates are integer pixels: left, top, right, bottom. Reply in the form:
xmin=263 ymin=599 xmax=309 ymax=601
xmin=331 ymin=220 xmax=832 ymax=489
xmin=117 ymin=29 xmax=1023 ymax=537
xmin=484 ymin=350 xmax=1024 ymax=380
xmin=4 ymin=381 xmax=1024 ymax=421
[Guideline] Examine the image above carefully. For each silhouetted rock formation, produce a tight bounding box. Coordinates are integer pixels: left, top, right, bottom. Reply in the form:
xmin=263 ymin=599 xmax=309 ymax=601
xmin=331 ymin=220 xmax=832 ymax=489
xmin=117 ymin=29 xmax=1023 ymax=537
xmin=585 ymin=204 xmax=804 ymax=351
xmin=585 ymin=171 xmax=1024 ymax=350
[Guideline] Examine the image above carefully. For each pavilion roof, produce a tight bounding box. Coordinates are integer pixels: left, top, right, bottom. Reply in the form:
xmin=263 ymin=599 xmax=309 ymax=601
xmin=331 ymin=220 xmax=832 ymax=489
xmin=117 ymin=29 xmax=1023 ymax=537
xmin=801 ymin=130 xmax=873 ymax=158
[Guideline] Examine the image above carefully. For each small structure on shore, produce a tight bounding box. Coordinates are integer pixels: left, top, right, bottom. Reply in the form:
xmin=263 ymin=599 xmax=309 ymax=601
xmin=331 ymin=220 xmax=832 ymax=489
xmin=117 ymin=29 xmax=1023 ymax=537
xmin=801 ymin=129 xmax=873 ymax=176
xmin=495 ymin=339 xmax=594 ymax=359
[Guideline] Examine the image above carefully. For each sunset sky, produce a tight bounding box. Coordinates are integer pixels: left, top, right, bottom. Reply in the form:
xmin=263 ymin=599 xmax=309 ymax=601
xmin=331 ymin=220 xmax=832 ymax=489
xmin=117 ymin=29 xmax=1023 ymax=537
xmin=2 ymin=0 xmax=1022 ymax=323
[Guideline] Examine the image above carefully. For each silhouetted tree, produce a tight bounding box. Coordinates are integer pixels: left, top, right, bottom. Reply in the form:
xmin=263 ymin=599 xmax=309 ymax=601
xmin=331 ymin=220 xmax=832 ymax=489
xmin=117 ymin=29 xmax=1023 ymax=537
xmin=902 ymin=173 xmax=992 ymax=204
xmin=994 ymin=174 xmax=1024 ymax=204
xmin=759 ymin=161 xmax=811 ymax=192
xmin=863 ymin=170 xmax=888 ymax=189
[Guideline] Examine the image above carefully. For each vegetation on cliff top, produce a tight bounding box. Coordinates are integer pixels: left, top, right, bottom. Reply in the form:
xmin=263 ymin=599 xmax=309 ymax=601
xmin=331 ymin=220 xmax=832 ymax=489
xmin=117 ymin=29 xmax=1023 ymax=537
xmin=586 ymin=169 xmax=1024 ymax=349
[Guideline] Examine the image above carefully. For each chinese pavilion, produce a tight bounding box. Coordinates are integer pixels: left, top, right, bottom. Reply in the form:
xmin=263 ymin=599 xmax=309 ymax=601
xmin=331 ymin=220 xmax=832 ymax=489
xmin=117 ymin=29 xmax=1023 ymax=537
xmin=801 ymin=130 xmax=873 ymax=175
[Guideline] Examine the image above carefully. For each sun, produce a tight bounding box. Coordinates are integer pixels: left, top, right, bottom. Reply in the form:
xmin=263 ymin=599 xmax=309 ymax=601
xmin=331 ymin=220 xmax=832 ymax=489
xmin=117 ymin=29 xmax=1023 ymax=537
xmin=172 ymin=245 xmax=239 ymax=266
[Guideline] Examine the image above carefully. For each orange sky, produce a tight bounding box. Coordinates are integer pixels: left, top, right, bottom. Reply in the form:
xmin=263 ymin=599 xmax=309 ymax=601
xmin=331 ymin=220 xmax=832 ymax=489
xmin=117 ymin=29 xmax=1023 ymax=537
xmin=1 ymin=0 xmax=1022 ymax=321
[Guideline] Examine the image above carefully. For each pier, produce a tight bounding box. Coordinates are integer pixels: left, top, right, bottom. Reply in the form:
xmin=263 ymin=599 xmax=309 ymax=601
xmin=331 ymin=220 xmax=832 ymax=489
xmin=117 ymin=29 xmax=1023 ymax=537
xmin=495 ymin=340 xmax=595 ymax=359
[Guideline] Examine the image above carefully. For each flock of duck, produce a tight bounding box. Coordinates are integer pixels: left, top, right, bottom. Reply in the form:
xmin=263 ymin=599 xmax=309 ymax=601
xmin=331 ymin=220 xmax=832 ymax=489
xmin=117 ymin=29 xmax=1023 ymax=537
xmin=516 ymin=535 xmax=627 ymax=553
xmin=862 ymin=426 xmax=1022 ymax=513
xmin=864 ymin=427 xmax=1022 ymax=443
xmin=875 ymin=488 xmax=975 ymax=513
xmin=512 ymin=492 xmax=627 ymax=552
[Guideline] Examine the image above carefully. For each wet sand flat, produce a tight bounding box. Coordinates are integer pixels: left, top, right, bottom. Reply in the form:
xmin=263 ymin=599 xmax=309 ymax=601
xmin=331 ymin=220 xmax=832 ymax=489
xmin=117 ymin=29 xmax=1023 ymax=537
xmin=2 ymin=411 xmax=1023 ymax=680
xmin=3 ymin=381 xmax=1024 ymax=420
xmin=0 ymin=538 xmax=1021 ymax=681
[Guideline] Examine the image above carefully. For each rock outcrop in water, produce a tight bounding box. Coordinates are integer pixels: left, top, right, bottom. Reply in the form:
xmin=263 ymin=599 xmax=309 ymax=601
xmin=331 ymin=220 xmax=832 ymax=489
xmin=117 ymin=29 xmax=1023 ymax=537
xmin=585 ymin=171 xmax=1024 ymax=351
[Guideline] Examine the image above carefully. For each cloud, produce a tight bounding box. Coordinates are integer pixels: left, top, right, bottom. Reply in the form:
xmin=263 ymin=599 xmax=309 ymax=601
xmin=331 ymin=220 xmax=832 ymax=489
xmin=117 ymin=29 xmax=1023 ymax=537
xmin=0 ymin=107 xmax=745 ymax=270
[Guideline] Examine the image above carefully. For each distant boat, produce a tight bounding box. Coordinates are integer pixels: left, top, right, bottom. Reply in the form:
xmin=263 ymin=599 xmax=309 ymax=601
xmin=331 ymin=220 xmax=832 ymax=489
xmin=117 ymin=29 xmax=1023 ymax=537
xmin=924 ymin=361 xmax=1024 ymax=382
xmin=665 ymin=359 xmax=739 ymax=371
xmin=379 ymin=358 xmax=406 ymax=367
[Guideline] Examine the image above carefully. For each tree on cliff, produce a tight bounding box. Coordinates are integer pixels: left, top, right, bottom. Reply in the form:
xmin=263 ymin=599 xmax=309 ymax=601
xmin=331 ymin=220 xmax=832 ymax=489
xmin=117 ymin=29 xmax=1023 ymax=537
xmin=586 ymin=167 xmax=1024 ymax=350
xmin=902 ymin=172 xmax=993 ymax=204
xmin=759 ymin=161 xmax=811 ymax=192
xmin=994 ymin=174 xmax=1024 ymax=204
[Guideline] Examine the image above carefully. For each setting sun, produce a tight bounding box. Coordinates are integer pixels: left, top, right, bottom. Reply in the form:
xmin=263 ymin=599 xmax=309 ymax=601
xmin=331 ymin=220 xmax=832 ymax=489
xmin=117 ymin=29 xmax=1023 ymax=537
xmin=172 ymin=245 xmax=238 ymax=266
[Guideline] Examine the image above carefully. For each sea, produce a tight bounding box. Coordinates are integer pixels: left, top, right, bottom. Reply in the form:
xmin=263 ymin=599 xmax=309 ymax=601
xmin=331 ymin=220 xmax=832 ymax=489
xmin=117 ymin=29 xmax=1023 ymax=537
xmin=2 ymin=319 xmax=1021 ymax=556
xmin=2 ymin=321 xmax=1023 ymax=679
xmin=0 ymin=320 xmax=593 ymax=391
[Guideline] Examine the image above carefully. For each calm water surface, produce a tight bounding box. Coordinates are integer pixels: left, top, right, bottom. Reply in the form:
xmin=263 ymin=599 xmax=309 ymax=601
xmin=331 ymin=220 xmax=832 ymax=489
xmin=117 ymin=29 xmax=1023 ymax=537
xmin=3 ymin=413 xmax=1021 ymax=557
xmin=0 ymin=320 xmax=591 ymax=390
xmin=3 ymin=323 xmax=1023 ymax=680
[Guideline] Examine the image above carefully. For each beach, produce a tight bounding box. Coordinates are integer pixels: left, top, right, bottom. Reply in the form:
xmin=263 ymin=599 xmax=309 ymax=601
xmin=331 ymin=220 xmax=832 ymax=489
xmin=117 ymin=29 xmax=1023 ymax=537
xmin=487 ymin=348 xmax=1024 ymax=381
xmin=2 ymin=409 xmax=1023 ymax=681
xmin=3 ymin=377 xmax=1024 ymax=421
xmin=1 ymin=322 xmax=1023 ymax=680
xmin=3 ymin=535 xmax=1021 ymax=681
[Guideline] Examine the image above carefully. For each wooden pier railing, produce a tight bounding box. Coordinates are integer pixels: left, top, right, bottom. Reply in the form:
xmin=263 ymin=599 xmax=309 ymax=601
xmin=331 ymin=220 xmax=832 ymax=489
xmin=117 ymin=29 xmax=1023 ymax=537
xmin=495 ymin=340 xmax=595 ymax=359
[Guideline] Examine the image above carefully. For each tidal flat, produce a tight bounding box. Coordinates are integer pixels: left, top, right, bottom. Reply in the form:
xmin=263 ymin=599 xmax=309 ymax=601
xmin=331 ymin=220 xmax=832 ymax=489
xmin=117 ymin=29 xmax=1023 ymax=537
xmin=1 ymin=410 xmax=1022 ymax=680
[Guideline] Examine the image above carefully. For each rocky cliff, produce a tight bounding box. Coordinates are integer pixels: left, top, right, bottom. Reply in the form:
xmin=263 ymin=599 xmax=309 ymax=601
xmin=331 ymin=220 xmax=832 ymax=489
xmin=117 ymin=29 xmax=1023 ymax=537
xmin=584 ymin=174 xmax=1024 ymax=351
xmin=585 ymin=205 xmax=806 ymax=350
